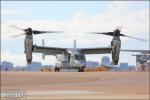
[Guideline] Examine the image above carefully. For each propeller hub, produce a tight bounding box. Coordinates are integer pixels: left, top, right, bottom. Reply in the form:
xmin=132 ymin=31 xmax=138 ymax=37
xmin=113 ymin=29 xmax=121 ymax=37
xmin=9 ymin=25 xmax=64 ymax=37
xmin=114 ymin=29 xmax=120 ymax=34
xmin=25 ymin=28 xmax=33 ymax=35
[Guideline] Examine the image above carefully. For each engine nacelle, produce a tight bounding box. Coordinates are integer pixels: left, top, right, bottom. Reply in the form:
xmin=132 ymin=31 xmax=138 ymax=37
xmin=112 ymin=52 xmax=119 ymax=65
xmin=24 ymin=35 xmax=33 ymax=64
xmin=111 ymin=39 xmax=121 ymax=65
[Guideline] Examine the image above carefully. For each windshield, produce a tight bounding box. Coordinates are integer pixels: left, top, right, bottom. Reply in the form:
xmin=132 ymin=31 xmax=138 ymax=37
xmin=74 ymin=54 xmax=85 ymax=60
xmin=80 ymin=55 xmax=85 ymax=60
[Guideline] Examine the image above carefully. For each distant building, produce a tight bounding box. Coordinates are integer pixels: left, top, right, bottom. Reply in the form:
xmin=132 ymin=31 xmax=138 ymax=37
xmin=101 ymin=56 xmax=111 ymax=67
xmin=40 ymin=65 xmax=54 ymax=71
xmin=0 ymin=61 xmax=13 ymax=71
xmin=119 ymin=63 xmax=128 ymax=71
xmin=107 ymin=65 xmax=120 ymax=72
xmin=42 ymin=65 xmax=53 ymax=68
xmin=61 ymin=69 xmax=77 ymax=72
xmin=40 ymin=65 xmax=53 ymax=72
xmin=128 ymin=65 xmax=136 ymax=72
xmin=86 ymin=61 xmax=99 ymax=68
xmin=15 ymin=66 xmax=27 ymax=71
xmin=26 ymin=62 xmax=42 ymax=71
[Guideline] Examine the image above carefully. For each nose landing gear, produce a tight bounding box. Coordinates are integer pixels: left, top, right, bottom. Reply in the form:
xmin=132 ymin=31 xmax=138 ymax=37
xmin=54 ymin=67 xmax=60 ymax=72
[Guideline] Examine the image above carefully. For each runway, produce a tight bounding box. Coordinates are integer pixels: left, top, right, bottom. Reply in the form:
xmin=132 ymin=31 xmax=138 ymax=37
xmin=1 ymin=72 xmax=149 ymax=99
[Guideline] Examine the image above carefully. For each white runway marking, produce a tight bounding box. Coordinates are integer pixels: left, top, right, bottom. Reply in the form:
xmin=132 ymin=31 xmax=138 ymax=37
xmin=27 ymin=90 xmax=105 ymax=95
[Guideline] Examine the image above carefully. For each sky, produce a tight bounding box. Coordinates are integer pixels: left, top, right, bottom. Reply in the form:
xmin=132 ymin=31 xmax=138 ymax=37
xmin=1 ymin=1 xmax=149 ymax=66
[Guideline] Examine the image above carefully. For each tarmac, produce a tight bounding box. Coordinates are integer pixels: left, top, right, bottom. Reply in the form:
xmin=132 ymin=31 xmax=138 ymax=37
xmin=1 ymin=71 xmax=149 ymax=99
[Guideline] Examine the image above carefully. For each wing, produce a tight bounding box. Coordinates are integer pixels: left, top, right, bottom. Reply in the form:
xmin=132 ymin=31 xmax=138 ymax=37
xmin=33 ymin=45 xmax=67 ymax=55
xmin=79 ymin=47 xmax=112 ymax=54
xmin=121 ymin=49 xmax=150 ymax=54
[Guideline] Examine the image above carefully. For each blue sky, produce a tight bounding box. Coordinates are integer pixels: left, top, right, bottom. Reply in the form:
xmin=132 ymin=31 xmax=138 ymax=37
xmin=1 ymin=1 xmax=149 ymax=66
xmin=2 ymin=1 xmax=108 ymax=20
xmin=2 ymin=1 xmax=149 ymax=20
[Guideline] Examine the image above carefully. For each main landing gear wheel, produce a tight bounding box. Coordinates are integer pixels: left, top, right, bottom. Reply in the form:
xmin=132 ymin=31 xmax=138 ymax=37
xmin=78 ymin=68 xmax=84 ymax=72
xmin=114 ymin=60 xmax=118 ymax=65
xmin=27 ymin=59 xmax=32 ymax=64
xmin=54 ymin=67 xmax=60 ymax=72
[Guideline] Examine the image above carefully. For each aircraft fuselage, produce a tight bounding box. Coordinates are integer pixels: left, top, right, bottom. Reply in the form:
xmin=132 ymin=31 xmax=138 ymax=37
xmin=55 ymin=51 xmax=86 ymax=70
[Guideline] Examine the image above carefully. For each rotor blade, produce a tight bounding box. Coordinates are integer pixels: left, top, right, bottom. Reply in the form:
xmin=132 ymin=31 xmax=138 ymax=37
xmin=119 ymin=34 xmax=147 ymax=41
xmin=89 ymin=32 xmax=114 ymax=36
xmin=89 ymin=31 xmax=146 ymax=41
xmin=10 ymin=33 xmax=25 ymax=38
xmin=33 ymin=30 xmax=64 ymax=34
xmin=9 ymin=25 xmax=25 ymax=31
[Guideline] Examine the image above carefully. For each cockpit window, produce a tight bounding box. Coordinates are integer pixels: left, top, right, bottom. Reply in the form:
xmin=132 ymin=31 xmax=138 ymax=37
xmin=74 ymin=54 xmax=85 ymax=60
xmin=80 ymin=55 xmax=85 ymax=60
xmin=74 ymin=54 xmax=80 ymax=60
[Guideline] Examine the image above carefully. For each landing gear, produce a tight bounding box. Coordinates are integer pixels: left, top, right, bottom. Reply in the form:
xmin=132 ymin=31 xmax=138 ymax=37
xmin=78 ymin=68 xmax=84 ymax=72
xmin=114 ymin=60 xmax=118 ymax=65
xmin=27 ymin=59 xmax=32 ymax=64
xmin=112 ymin=52 xmax=119 ymax=65
xmin=54 ymin=67 xmax=60 ymax=72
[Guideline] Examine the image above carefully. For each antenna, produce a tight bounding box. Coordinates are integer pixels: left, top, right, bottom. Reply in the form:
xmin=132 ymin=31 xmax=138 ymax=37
xmin=42 ymin=39 xmax=45 ymax=60
xmin=42 ymin=39 xmax=45 ymax=47
xmin=74 ymin=39 xmax=77 ymax=49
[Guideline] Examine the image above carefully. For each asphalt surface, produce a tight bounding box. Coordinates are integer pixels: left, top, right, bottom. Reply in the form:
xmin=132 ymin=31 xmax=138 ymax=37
xmin=1 ymin=71 xmax=149 ymax=99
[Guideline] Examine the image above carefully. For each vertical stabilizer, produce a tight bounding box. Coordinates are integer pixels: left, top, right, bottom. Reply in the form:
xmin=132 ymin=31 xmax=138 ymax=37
xmin=42 ymin=39 xmax=45 ymax=47
xmin=42 ymin=39 xmax=45 ymax=59
xmin=74 ymin=39 xmax=77 ymax=49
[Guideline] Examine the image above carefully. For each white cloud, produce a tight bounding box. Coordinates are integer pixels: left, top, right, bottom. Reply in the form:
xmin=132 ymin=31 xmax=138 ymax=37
xmin=1 ymin=50 xmax=56 ymax=66
xmin=1 ymin=9 xmax=17 ymax=14
xmin=72 ymin=11 xmax=91 ymax=21
xmin=1 ymin=4 xmax=149 ymax=44
xmin=1 ymin=8 xmax=28 ymax=15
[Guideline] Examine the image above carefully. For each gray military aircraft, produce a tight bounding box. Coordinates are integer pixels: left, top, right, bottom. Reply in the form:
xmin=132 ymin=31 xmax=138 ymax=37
xmin=121 ymin=50 xmax=150 ymax=63
xmin=11 ymin=25 xmax=146 ymax=72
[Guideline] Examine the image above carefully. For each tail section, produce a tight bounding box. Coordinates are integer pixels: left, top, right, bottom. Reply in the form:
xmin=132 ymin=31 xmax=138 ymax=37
xmin=42 ymin=39 xmax=45 ymax=60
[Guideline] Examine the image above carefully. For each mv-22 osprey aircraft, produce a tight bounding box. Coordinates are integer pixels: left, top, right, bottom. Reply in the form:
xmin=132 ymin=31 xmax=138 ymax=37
xmin=121 ymin=50 xmax=150 ymax=63
xmin=11 ymin=26 xmax=146 ymax=72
